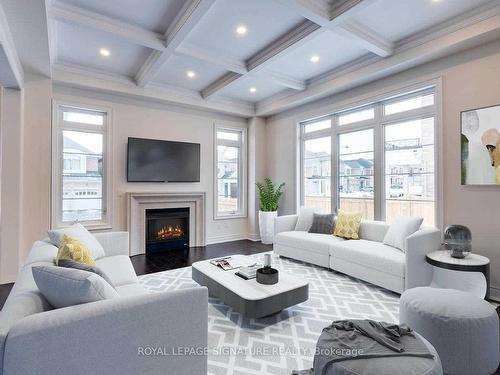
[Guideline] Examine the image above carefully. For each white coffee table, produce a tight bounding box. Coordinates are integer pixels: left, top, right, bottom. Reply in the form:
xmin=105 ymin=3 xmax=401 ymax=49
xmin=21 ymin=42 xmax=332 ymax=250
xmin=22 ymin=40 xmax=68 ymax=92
xmin=192 ymin=255 xmax=309 ymax=318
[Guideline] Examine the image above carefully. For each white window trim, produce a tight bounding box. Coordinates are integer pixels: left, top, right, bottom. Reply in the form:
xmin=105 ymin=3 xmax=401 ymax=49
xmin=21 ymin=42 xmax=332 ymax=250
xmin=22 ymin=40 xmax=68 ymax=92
xmin=51 ymin=100 xmax=113 ymax=230
xmin=298 ymin=80 xmax=443 ymax=228
xmin=213 ymin=124 xmax=247 ymax=220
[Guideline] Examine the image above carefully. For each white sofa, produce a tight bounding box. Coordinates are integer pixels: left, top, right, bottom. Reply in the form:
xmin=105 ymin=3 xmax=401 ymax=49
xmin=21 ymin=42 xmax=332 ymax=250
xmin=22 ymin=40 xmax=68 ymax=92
xmin=274 ymin=215 xmax=442 ymax=294
xmin=0 ymin=232 xmax=208 ymax=375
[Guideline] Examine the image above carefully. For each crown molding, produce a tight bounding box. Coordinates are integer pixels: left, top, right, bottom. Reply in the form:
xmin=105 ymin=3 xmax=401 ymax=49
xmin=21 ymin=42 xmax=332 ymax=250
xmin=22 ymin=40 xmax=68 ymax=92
xmin=0 ymin=2 xmax=24 ymax=88
xmin=53 ymin=62 xmax=255 ymax=117
xmin=256 ymin=9 xmax=500 ymax=116
xmin=50 ymin=2 xmax=165 ymax=51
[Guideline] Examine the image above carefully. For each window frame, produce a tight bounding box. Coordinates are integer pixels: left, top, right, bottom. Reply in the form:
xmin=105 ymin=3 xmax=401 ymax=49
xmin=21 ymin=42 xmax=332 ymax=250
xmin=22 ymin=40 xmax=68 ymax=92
xmin=51 ymin=100 xmax=113 ymax=230
xmin=298 ymin=82 xmax=442 ymax=227
xmin=213 ymin=124 xmax=247 ymax=220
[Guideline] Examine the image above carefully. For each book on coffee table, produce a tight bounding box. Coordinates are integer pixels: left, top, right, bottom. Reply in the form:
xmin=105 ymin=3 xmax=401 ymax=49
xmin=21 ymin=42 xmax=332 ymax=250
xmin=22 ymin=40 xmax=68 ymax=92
xmin=235 ymin=263 xmax=262 ymax=279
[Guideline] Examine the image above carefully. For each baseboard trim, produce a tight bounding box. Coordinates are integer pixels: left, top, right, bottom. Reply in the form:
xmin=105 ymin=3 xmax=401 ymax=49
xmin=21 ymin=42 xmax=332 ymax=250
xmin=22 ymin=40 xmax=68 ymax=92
xmin=206 ymin=233 xmax=261 ymax=245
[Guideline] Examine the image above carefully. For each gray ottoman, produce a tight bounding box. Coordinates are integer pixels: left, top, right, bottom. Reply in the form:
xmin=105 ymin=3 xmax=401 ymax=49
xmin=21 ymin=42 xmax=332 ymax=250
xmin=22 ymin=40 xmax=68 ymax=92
xmin=400 ymin=287 xmax=499 ymax=375
xmin=315 ymin=332 xmax=443 ymax=375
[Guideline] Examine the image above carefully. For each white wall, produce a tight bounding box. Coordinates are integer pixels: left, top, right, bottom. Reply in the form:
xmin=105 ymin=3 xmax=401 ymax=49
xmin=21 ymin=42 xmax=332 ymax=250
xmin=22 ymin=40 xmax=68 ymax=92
xmin=0 ymin=87 xmax=23 ymax=283
xmin=52 ymin=85 xmax=255 ymax=245
xmin=265 ymin=39 xmax=500 ymax=300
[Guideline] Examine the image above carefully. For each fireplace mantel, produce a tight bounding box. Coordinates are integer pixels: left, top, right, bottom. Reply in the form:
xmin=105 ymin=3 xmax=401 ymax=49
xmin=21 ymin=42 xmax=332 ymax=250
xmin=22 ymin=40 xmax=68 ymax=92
xmin=127 ymin=192 xmax=206 ymax=256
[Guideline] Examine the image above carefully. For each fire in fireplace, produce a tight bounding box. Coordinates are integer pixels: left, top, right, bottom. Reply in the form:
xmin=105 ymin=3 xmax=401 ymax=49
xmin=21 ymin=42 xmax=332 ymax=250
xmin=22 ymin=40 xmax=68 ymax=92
xmin=145 ymin=207 xmax=189 ymax=253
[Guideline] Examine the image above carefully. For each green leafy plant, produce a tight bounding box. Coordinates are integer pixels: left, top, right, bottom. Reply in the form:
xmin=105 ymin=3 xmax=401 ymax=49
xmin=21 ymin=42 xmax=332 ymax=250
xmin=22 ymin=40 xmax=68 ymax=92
xmin=256 ymin=177 xmax=285 ymax=212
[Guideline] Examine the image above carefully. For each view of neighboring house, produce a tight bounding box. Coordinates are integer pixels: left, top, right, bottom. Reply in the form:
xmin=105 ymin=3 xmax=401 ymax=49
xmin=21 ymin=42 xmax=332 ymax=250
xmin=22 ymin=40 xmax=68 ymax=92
xmin=62 ymin=136 xmax=103 ymax=222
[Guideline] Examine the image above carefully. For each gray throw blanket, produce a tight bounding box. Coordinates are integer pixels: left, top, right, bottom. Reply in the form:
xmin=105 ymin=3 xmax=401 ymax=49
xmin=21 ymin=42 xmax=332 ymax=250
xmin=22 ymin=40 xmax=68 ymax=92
xmin=293 ymin=319 xmax=433 ymax=375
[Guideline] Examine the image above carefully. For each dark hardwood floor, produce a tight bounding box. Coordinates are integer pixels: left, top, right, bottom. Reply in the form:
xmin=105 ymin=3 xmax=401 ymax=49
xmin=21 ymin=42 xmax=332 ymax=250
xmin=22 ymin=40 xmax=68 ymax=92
xmin=130 ymin=239 xmax=272 ymax=276
xmin=0 ymin=282 xmax=13 ymax=310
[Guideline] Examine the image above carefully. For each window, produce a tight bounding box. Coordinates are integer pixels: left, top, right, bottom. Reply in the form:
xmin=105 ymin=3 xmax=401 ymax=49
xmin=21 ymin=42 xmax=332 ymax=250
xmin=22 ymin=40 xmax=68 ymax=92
xmin=215 ymin=126 xmax=246 ymax=218
xmin=299 ymin=86 xmax=439 ymax=226
xmin=52 ymin=103 xmax=111 ymax=228
xmin=384 ymin=117 xmax=435 ymax=226
xmin=301 ymin=118 xmax=332 ymax=212
xmin=338 ymin=129 xmax=374 ymax=220
xmin=338 ymin=107 xmax=374 ymax=126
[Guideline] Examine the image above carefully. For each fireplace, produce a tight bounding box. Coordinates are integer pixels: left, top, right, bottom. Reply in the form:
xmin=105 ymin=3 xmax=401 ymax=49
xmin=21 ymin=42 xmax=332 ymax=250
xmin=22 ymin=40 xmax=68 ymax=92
xmin=145 ymin=208 xmax=189 ymax=253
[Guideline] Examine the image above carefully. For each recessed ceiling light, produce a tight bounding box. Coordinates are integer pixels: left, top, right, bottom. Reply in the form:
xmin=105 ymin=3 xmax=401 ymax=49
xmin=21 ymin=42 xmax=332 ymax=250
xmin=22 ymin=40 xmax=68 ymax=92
xmin=187 ymin=70 xmax=196 ymax=78
xmin=236 ymin=25 xmax=247 ymax=35
xmin=99 ymin=48 xmax=110 ymax=57
xmin=249 ymin=87 xmax=257 ymax=93
xmin=310 ymin=55 xmax=320 ymax=63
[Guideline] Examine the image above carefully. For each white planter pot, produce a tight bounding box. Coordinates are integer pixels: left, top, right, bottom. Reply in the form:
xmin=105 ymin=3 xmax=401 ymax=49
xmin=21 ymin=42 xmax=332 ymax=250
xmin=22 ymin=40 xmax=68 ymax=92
xmin=258 ymin=211 xmax=277 ymax=244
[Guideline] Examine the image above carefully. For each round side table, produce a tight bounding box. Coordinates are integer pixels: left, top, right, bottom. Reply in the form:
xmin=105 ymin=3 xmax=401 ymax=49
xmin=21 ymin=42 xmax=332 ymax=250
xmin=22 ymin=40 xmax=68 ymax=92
xmin=426 ymin=250 xmax=490 ymax=300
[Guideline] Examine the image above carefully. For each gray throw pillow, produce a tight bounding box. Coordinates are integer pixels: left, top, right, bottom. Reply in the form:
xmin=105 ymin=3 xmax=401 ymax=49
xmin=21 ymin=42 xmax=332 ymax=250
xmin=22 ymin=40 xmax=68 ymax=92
xmin=57 ymin=259 xmax=115 ymax=288
xmin=308 ymin=213 xmax=336 ymax=234
xmin=32 ymin=265 xmax=119 ymax=308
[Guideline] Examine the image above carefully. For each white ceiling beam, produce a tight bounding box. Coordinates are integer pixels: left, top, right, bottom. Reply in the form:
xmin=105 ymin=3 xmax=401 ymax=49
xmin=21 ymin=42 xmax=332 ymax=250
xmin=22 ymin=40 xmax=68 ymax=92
xmin=276 ymin=0 xmax=393 ymax=57
xmin=53 ymin=62 xmax=255 ymax=117
xmin=50 ymin=2 xmax=165 ymax=51
xmin=337 ymin=20 xmax=394 ymax=57
xmin=256 ymin=11 xmax=500 ymax=116
xmin=201 ymin=20 xmax=322 ymax=98
xmin=260 ymin=71 xmax=306 ymax=90
xmin=135 ymin=0 xmax=216 ymax=87
xmin=174 ymin=42 xmax=305 ymax=90
xmin=0 ymin=3 xmax=24 ymax=88
xmin=175 ymin=42 xmax=247 ymax=74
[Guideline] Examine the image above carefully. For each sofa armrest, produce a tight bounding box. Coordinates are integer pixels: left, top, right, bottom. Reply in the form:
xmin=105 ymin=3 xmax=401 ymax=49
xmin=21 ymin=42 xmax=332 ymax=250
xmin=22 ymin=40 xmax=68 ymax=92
xmin=274 ymin=215 xmax=298 ymax=236
xmin=94 ymin=231 xmax=130 ymax=257
xmin=3 ymin=287 xmax=208 ymax=375
xmin=404 ymin=228 xmax=442 ymax=290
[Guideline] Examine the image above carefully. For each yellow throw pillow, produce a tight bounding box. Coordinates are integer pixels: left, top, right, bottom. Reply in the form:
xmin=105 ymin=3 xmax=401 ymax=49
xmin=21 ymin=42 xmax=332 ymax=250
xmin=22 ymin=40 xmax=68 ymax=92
xmin=56 ymin=235 xmax=96 ymax=266
xmin=334 ymin=210 xmax=363 ymax=240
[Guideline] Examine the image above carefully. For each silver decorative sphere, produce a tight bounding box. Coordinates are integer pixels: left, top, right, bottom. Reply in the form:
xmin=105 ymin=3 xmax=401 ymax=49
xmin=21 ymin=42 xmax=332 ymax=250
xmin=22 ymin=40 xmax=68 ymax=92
xmin=443 ymin=225 xmax=472 ymax=258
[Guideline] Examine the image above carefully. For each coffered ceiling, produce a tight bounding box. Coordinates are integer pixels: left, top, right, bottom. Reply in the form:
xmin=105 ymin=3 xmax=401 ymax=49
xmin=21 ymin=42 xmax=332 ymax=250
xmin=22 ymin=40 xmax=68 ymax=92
xmin=2 ymin=0 xmax=500 ymax=117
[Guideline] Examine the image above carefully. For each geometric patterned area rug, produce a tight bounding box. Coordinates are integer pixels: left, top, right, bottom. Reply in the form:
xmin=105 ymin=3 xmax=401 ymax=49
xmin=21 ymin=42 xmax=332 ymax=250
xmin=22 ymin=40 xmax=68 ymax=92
xmin=139 ymin=252 xmax=400 ymax=375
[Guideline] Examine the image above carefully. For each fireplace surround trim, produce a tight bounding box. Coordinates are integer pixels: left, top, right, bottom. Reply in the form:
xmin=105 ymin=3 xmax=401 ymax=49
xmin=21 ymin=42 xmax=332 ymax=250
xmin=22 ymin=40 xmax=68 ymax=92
xmin=127 ymin=192 xmax=206 ymax=256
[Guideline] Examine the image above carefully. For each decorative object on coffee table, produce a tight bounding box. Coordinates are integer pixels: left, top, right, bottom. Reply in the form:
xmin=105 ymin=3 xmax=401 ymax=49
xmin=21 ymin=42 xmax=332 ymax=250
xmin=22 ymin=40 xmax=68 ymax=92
xmin=256 ymin=177 xmax=285 ymax=244
xmin=257 ymin=254 xmax=279 ymax=285
xmin=443 ymin=224 xmax=471 ymax=258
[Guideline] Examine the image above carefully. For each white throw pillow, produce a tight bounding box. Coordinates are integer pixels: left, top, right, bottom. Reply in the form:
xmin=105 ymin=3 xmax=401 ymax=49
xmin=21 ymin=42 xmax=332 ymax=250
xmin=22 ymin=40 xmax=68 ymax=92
xmin=32 ymin=265 xmax=119 ymax=308
xmin=294 ymin=207 xmax=316 ymax=231
xmin=48 ymin=223 xmax=105 ymax=259
xmin=383 ymin=216 xmax=423 ymax=251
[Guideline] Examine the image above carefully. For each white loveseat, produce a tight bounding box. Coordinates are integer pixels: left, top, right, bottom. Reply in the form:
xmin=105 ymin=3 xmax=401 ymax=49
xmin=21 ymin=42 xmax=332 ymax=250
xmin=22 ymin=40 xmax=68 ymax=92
xmin=0 ymin=232 xmax=208 ymax=375
xmin=274 ymin=216 xmax=441 ymax=294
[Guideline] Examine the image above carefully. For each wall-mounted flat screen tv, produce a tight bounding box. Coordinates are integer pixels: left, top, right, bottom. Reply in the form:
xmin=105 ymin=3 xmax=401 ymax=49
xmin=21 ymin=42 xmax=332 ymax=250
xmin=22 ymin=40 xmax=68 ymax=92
xmin=127 ymin=137 xmax=200 ymax=182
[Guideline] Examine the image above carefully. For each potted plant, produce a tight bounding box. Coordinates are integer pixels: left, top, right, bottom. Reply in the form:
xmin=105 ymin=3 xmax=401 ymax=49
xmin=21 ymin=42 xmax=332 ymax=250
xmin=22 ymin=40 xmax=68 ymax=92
xmin=256 ymin=177 xmax=285 ymax=244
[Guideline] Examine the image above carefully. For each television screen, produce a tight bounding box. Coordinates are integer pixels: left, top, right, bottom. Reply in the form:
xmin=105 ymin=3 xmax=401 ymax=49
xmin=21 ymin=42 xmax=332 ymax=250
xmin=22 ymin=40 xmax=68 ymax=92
xmin=127 ymin=137 xmax=200 ymax=182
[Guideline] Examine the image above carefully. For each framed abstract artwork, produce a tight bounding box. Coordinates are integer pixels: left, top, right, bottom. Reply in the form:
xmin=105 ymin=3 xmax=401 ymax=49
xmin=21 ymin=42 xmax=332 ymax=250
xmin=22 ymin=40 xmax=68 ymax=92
xmin=461 ymin=104 xmax=500 ymax=185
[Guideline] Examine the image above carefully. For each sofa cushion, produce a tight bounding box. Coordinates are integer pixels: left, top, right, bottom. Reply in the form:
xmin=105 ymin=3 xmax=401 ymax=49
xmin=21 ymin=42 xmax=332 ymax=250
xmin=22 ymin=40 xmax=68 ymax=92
xmin=56 ymin=235 xmax=96 ymax=266
xmin=95 ymin=255 xmax=139 ymax=287
xmin=383 ymin=216 xmax=423 ymax=251
xmin=359 ymin=220 xmax=390 ymax=242
xmin=308 ymin=213 xmax=335 ymax=234
xmin=294 ymin=207 xmax=315 ymax=231
xmin=330 ymin=240 xmax=405 ymax=278
xmin=32 ymin=266 xmax=119 ymax=308
xmin=334 ymin=210 xmax=363 ymax=240
xmin=58 ymin=259 xmax=114 ymax=287
xmin=23 ymin=241 xmax=58 ymax=266
xmin=275 ymin=231 xmax=345 ymax=256
xmin=48 ymin=223 xmax=105 ymax=259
